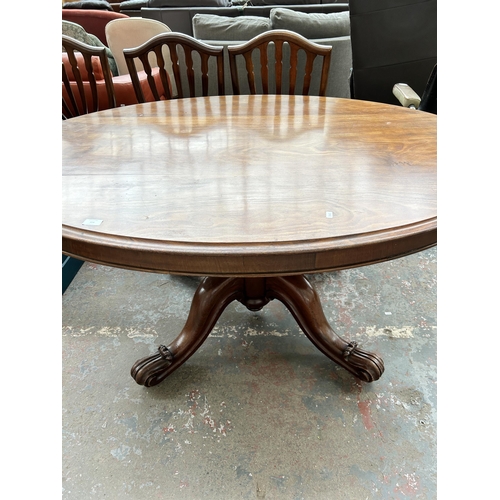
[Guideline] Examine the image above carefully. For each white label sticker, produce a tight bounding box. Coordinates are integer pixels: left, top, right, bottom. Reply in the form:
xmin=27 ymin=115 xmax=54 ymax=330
xmin=82 ymin=219 xmax=103 ymax=226
xmin=326 ymin=212 xmax=333 ymax=218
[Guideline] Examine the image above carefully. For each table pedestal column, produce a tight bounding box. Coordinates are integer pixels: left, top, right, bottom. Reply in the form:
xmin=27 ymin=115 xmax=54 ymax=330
xmin=131 ymin=276 xmax=384 ymax=387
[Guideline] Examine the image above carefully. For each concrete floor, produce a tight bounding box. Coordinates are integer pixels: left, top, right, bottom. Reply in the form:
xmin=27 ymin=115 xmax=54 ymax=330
xmin=62 ymin=247 xmax=437 ymax=499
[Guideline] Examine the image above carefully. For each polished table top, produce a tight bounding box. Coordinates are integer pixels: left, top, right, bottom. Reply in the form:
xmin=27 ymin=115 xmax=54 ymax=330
xmin=62 ymin=95 xmax=436 ymax=277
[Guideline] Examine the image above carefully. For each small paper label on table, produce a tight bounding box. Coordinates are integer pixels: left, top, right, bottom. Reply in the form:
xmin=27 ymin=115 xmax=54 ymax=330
xmin=82 ymin=219 xmax=103 ymax=226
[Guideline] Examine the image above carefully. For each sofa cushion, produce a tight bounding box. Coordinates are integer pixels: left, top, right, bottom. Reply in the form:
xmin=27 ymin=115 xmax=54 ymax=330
xmin=112 ymin=70 xmax=169 ymax=104
xmin=261 ymin=0 xmax=322 ymax=4
xmin=118 ymin=0 xmax=148 ymax=9
xmin=235 ymin=0 xmax=321 ymax=4
xmin=270 ymin=8 xmax=350 ymax=38
xmin=62 ymin=1 xmax=113 ymax=11
xmin=192 ymin=14 xmax=271 ymax=41
xmin=156 ymin=0 xmax=230 ymax=6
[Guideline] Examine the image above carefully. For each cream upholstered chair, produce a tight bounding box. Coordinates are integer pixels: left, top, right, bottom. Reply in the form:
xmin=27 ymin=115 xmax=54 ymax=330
xmin=105 ymin=17 xmax=172 ymax=76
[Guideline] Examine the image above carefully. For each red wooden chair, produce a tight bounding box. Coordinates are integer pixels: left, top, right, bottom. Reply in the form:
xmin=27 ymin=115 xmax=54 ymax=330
xmin=62 ymin=34 xmax=116 ymax=118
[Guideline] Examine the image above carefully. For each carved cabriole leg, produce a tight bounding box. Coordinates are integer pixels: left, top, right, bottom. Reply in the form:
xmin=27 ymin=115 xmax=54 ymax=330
xmin=131 ymin=277 xmax=245 ymax=387
xmin=131 ymin=274 xmax=384 ymax=387
xmin=265 ymin=275 xmax=385 ymax=382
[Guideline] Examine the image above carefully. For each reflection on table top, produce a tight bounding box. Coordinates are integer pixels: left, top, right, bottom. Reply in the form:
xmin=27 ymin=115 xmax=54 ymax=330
xmin=62 ymin=95 xmax=437 ymax=277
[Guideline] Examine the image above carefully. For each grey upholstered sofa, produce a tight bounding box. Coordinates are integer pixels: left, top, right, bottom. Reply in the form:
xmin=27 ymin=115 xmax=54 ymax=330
xmin=188 ymin=9 xmax=352 ymax=98
xmin=116 ymin=1 xmax=352 ymax=96
xmin=119 ymin=0 xmax=350 ymax=36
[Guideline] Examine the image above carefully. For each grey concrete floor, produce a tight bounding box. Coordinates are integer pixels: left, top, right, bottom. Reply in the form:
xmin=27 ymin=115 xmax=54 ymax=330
xmin=62 ymin=247 xmax=437 ymax=499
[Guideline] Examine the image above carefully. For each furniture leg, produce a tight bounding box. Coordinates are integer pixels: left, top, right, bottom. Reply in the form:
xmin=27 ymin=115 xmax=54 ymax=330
xmin=266 ymin=275 xmax=385 ymax=382
xmin=131 ymin=276 xmax=244 ymax=387
xmin=131 ymin=274 xmax=384 ymax=387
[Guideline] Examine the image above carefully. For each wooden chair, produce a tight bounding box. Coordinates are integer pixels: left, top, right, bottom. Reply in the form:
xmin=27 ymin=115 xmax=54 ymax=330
xmin=228 ymin=29 xmax=332 ymax=96
xmin=123 ymin=32 xmax=225 ymax=102
xmin=62 ymin=35 xmax=116 ymax=118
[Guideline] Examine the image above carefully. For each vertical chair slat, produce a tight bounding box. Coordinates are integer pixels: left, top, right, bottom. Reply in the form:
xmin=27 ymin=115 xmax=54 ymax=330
xmin=125 ymin=56 xmax=146 ymax=103
xmin=275 ymin=41 xmax=283 ymax=95
xmin=62 ymin=63 xmax=80 ymax=118
xmin=200 ymin=53 xmax=210 ymax=97
xmin=245 ymin=52 xmax=257 ymax=95
xmin=67 ymin=48 xmax=89 ymax=115
xmin=83 ymin=52 xmax=99 ymax=113
xmin=185 ymin=47 xmax=196 ymax=98
xmin=142 ymin=49 xmax=162 ymax=102
xmin=303 ymin=52 xmax=316 ymax=96
xmin=169 ymin=42 xmax=184 ymax=99
xmin=289 ymin=45 xmax=299 ymax=95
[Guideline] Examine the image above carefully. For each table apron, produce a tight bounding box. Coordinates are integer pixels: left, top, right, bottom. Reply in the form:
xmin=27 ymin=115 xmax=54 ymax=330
xmin=62 ymin=225 xmax=436 ymax=277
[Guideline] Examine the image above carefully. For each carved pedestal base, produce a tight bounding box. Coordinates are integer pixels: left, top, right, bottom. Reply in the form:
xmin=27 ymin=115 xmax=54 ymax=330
xmin=131 ymin=275 xmax=384 ymax=387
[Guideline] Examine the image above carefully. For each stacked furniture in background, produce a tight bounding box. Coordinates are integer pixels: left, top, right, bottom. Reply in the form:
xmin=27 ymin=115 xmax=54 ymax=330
xmin=62 ymin=22 xmax=169 ymax=113
xmin=120 ymin=0 xmax=350 ymax=33
xmin=116 ymin=0 xmax=436 ymax=107
xmin=64 ymin=0 xmax=437 ymax=106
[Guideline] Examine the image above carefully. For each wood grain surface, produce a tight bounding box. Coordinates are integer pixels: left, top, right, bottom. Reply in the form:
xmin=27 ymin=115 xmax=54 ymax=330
xmin=62 ymin=95 xmax=436 ymax=276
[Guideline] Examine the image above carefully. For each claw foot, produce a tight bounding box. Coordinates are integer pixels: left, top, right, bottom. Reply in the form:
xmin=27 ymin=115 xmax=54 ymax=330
xmin=131 ymin=345 xmax=175 ymax=387
xmin=342 ymin=341 xmax=384 ymax=382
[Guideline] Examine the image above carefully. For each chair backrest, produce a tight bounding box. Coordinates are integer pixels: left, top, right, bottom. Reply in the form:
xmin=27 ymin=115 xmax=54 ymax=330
xmin=105 ymin=17 xmax=172 ymax=76
xmin=227 ymin=29 xmax=332 ymax=96
xmin=62 ymin=34 xmax=116 ymax=118
xmin=123 ymin=32 xmax=225 ymax=102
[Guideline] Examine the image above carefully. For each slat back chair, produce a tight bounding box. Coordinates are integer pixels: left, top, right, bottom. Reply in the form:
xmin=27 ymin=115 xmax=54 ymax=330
xmin=228 ymin=30 xmax=332 ymax=96
xmin=123 ymin=32 xmax=225 ymax=102
xmin=62 ymin=35 xmax=116 ymax=119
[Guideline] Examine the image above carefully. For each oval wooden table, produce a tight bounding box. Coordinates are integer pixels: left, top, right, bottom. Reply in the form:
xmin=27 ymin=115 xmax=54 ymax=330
xmin=62 ymin=95 xmax=437 ymax=387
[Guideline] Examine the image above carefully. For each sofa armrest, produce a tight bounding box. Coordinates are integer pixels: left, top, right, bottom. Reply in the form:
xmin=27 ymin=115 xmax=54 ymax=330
xmin=392 ymin=83 xmax=421 ymax=109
